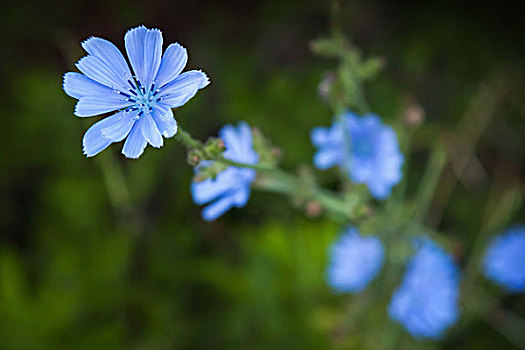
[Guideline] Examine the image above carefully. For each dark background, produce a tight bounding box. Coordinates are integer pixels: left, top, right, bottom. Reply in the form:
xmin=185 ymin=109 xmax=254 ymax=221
xmin=0 ymin=0 xmax=524 ymax=348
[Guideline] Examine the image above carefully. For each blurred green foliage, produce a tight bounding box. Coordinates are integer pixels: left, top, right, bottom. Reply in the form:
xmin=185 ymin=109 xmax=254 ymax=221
xmin=0 ymin=0 xmax=524 ymax=348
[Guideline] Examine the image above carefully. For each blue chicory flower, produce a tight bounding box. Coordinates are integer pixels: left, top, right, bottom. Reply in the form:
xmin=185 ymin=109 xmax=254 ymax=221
xmin=311 ymin=111 xmax=403 ymax=199
xmin=389 ymin=239 xmax=460 ymax=340
xmin=63 ymin=25 xmax=209 ymax=158
xmin=191 ymin=122 xmax=258 ymax=221
xmin=483 ymin=225 xmax=525 ymax=292
xmin=327 ymin=227 xmax=384 ymax=293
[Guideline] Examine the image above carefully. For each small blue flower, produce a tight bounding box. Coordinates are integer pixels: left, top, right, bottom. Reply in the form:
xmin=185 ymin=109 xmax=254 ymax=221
xmin=483 ymin=226 xmax=525 ymax=292
xmin=191 ymin=122 xmax=258 ymax=221
xmin=327 ymin=227 xmax=384 ymax=293
xmin=63 ymin=25 xmax=209 ymax=158
xmin=389 ymin=239 xmax=460 ymax=340
xmin=311 ymin=111 xmax=403 ymax=199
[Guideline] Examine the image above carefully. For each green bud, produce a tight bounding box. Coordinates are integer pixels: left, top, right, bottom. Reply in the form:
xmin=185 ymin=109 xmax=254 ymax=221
xmin=252 ymin=127 xmax=279 ymax=168
xmin=203 ymin=137 xmax=227 ymax=158
xmin=356 ymin=57 xmax=385 ymax=81
xmin=310 ymin=37 xmax=347 ymax=58
xmin=187 ymin=150 xmax=202 ymax=166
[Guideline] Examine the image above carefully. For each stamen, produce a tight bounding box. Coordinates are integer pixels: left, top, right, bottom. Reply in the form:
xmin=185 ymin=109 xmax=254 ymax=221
xmin=118 ymin=91 xmax=132 ymax=98
xmin=136 ymin=78 xmax=143 ymax=90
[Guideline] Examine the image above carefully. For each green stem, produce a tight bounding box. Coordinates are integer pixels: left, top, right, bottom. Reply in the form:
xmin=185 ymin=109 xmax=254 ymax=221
xmin=96 ymin=151 xmax=137 ymax=235
xmin=410 ymin=145 xmax=448 ymax=223
xmin=254 ymin=170 xmax=362 ymax=222
xmin=467 ymin=287 xmax=525 ymax=350
xmin=176 ymin=125 xmax=364 ymax=222
xmin=98 ymin=151 xmax=132 ymax=215
xmin=217 ymin=156 xmax=277 ymax=172
xmin=175 ymin=128 xmax=202 ymax=149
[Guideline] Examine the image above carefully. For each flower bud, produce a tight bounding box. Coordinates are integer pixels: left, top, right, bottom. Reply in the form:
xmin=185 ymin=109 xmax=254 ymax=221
xmin=187 ymin=150 xmax=202 ymax=166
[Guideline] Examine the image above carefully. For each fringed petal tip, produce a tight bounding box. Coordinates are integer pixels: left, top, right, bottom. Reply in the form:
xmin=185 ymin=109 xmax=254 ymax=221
xmin=126 ymin=25 xmax=146 ymax=34
xmin=172 ymin=42 xmax=186 ymax=51
xmin=74 ymin=55 xmax=87 ymax=68
xmin=122 ymin=153 xmax=141 ymax=159
xmin=126 ymin=25 xmax=162 ymax=37
xmin=80 ymin=36 xmax=97 ymax=50
xmin=82 ymin=149 xmax=96 ymax=158
xmin=62 ymin=73 xmax=72 ymax=97
xmin=82 ymin=140 xmax=110 ymax=158
xmin=197 ymin=70 xmax=211 ymax=88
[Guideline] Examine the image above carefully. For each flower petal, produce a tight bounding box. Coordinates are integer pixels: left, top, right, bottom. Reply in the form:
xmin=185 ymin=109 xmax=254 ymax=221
xmin=101 ymin=110 xmax=138 ymax=141
xmin=232 ymin=185 xmax=251 ymax=207
xmin=122 ymin=121 xmax=148 ymax=159
xmin=219 ymin=124 xmax=244 ymax=157
xmin=310 ymin=127 xmax=331 ymax=147
xmin=63 ymin=72 xmax=112 ymax=99
xmin=152 ymin=105 xmax=178 ymax=138
xmin=141 ymin=113 xmax=163 ymax=148
xmin=314 ymin=148 xmax=341 ymax=169
xmin=124 ymin=26 xmax=147 ymax=82
xmin=159 ymin=84 xmax=198 ymax=107
xmin=82 ymin=112 xmax=125 ymax=157
xmin=202 ymin=195 xmax=234 ymax=221
xmin=169 ymin=70 xmax=210 ymax=89
xmin=237 ymin=122 xmax=253 ymax=150
xmin=191 ymin=169 xmax=237 ymax=204
xmin=124 ymin=26 xmax=163 ymax=90
xmin=75 ymin=55 xmax=128 ymax=90
xmin=81 ymin=37 xmax=133 ymax=88
xmin=155 ymin=43 xmax=187 ymax=87
xmin=158 ymin=70 xmax=209 ymax=107
xmin=74 ymin=95 xmax=133 ymax=117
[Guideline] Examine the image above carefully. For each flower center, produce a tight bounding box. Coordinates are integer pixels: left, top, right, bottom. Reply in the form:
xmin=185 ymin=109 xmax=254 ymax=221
xmin=352 ymin=137 xmax=375 ymax=159
xmin=117 ymin=78 xmax=165 ymax=117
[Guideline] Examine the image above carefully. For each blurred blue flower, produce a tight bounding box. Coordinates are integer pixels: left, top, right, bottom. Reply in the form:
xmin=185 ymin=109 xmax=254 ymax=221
xmin=389 ymin=239 xmax=460 ymax=340
xmin=327 ymin=227 xmax=384 ymax=293
xmin=311 ymin=111 xmax=403 ymax=199
xmin=483 ymin=226 xmax=525 ymax=292
xmin=191 ymin=122 xmax=258 ymax=221
xmin=63 ymin=25 xmax=209 ymax=158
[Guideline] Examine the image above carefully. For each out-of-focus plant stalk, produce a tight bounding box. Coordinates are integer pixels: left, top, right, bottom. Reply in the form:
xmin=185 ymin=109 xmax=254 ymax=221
xmin=176 ymin=125 xmax=365 ymax=222
xmin=409 ymin=145 xmax=448 ymax=224
xmin=97 ymin=151 xmax=132 ymax=220
xmin=255 ymin=170 xmax=363 ymax=222
xmin=427 ymin=75 xmax=510 ymax=228
xmin=465 ymin=287 xmax=525 ymax=349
